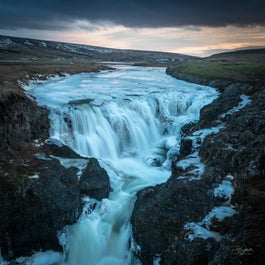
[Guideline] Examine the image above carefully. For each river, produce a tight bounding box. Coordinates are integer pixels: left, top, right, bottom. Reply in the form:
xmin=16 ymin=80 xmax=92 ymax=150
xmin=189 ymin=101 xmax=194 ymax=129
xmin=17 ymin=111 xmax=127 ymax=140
xmin=25 ymin=66 xmax=218 ymax=265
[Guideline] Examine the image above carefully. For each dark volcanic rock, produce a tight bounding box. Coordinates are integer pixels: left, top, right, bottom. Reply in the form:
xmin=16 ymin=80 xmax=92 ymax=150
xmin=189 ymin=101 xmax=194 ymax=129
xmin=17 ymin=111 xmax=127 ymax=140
xmin=44 ymin=139 xmax=112 ymax=200
xmin=0 ymin=157 xmax=80 ymax=259
xmin=179 ymin=137 xmax=193 ymax=157
xmin=131 ymin=177 xmax=214 ymax=264
xmin=162 ymin=238 xmax=218 ymax=265
xmin=196 ymin=84 xmax=242 ymax=129
xmin=80 ymin=158 xmax=112 ymax=200
xmin=44 ymin=138 xmax=83 ymax=158
xmin=199 ymin=87 xmax=265 ymax=265
xmin=0 ymin=151 xmax=112 ymax=260
xmin=0 ymin=90 xmax=49 ymax=161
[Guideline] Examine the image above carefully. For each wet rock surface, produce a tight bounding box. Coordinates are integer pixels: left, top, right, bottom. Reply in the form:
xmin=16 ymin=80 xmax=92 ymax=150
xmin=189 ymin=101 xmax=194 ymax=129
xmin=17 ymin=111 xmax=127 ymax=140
xmin=131 ymin=179 xmax=215 ymax=264
xmin=0 ymin=90 xmax=49 ymax=161
xmin=196 ymin=84 xmax=242 ymax=129
xmin=131 ymin=77 xmax=265 ymax=264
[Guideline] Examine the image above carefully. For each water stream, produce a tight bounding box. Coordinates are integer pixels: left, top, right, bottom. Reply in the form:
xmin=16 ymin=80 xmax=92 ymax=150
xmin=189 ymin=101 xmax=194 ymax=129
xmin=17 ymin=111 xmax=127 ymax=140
xmin=25 ymin=66 xmax=218 ymax=265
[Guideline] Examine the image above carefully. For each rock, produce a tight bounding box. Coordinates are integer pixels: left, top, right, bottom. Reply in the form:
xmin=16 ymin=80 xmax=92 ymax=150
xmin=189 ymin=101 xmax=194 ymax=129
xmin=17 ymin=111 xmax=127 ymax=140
xmin=196 ymin=84 xmax=242 ymax=129
xmin=43 ymin=139 xmax=112 ymax=200
xmin=162 ymin=238 xmax=218 ymax=265
xmin=180 ymin=122 xmax=196 ymax=135
xmin=179 ymin=137 xmax=193 ymax=157
xmin=131 ymin=177 xmax=214 ymax=264
xmin=0 ymin=142 xmax=112 ymax=260
xmin=79 ymin=158 xmax=112 ymax=200
xmin=0 ymin=90 xmax=49 ymax=161
xmin=199 ymin=87 xmax=265 ymax=264
xmin=43 ymin=138 xmax=83 ymax=158
xmin=0 ymin=157 xmax=80 ymax=259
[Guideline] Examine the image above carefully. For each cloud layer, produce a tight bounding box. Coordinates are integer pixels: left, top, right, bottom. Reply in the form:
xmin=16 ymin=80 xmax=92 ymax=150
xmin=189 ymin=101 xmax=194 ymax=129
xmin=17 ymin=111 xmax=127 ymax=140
xmin=1 ymin=0 xmax=265 ymax=30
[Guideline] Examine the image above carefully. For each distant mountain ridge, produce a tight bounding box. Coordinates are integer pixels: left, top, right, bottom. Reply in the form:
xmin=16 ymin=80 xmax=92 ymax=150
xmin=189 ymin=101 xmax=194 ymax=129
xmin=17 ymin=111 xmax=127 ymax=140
xmin=206 ymin=47 xmax=265 ymax=62
xmin=0 ymin=35 xmax=197 ymax=64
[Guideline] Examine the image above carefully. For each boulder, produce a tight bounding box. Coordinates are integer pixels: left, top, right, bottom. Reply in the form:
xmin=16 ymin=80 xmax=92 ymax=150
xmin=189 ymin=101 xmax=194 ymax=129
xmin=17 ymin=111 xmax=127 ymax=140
xmin=0 ymin=142 xmax=112 ymax=260
xmin=131 ymin=176 xmax=214 ymax=264
xmin=0 ymin=157 xmax=80 ymax=259
xmin=43 ymin=138 xmax=83 ymax=158
xmin=179 ymin=137 xmax=193 ymax=157
xmin=196 ymin=84 xmax=242 ymax=129
xmin=80 ymin=158 xmax=112 ymax=200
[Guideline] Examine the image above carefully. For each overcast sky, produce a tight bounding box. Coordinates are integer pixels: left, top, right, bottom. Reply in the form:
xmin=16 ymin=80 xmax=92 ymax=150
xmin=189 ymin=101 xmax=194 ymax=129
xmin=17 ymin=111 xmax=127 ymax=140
xmin=1 ymin=0 xmax=265 ymax=56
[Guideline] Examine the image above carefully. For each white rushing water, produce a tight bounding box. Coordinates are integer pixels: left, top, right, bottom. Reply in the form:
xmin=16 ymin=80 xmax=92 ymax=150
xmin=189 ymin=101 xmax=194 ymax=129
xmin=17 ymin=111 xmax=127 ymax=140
xmin=25 ymin=66 xmax=218 ymax=265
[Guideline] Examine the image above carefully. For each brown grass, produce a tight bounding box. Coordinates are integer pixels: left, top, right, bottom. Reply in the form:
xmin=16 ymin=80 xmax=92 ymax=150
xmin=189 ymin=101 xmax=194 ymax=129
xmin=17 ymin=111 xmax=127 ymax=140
xmin=0 ymin=62 xmax=112 ymax=101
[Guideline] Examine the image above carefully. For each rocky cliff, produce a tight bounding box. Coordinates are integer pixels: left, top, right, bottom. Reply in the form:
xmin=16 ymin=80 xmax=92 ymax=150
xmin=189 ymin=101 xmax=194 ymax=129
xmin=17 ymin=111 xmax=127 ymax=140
xmin=131 ymin=72 xmax=265 ymax=264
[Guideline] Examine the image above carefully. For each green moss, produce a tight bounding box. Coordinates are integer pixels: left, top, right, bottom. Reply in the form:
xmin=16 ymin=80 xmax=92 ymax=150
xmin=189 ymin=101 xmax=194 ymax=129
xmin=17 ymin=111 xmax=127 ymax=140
xmin=168 ymin=61 xmax=265 ymax=82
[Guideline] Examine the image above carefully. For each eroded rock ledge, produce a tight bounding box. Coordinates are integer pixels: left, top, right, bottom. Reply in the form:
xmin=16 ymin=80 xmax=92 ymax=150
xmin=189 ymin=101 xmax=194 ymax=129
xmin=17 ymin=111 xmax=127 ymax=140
xmin=131 ymin=74 xmax=265 ymax=264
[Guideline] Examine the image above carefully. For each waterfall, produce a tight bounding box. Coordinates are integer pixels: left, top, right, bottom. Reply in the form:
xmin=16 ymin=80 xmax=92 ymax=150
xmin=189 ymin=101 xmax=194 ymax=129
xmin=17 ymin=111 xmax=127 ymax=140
xmin=26 ymin=66 xmax=218 ymax=265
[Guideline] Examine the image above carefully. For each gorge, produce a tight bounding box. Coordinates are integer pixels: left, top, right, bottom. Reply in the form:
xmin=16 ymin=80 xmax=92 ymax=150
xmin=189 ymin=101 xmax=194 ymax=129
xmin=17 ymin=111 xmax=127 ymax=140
xmin=0 ymin=41 xmax=264 ymax=265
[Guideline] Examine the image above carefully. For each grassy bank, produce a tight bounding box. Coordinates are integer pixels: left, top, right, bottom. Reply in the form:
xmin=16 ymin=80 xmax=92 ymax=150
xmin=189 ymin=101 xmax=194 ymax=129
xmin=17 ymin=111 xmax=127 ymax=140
xmin=167 ymin=49 xmax=265 ymax=87
xmin=167 ymin=61 xmax=265 ymax=83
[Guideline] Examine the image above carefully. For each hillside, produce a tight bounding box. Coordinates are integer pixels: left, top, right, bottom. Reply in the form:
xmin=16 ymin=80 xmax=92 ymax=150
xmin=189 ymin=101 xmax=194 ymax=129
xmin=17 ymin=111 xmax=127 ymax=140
xmin=166 ymin=48 xmax=265 ymax=91
xmin=207 ymin=48 xmax=265 ymax=62
xmin=0 ymin=35 xmax=196 ymax=65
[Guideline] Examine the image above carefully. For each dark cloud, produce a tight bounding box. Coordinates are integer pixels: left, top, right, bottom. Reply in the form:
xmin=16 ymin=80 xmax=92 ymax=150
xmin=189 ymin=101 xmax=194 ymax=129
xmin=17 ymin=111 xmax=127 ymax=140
xmin=1 ymin=0 xmax=265 ymax=30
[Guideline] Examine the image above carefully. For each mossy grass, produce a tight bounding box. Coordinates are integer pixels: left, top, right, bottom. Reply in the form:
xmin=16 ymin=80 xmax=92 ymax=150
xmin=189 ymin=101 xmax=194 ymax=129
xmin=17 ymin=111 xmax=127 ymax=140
xmin=167 ymin=61 xmax=265 ymax=82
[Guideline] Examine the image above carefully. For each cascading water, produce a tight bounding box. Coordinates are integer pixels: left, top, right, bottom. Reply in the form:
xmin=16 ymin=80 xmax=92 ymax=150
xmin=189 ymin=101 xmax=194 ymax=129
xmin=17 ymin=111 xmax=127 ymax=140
xmin=25 ymin=66 xmax=218 ymax=265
